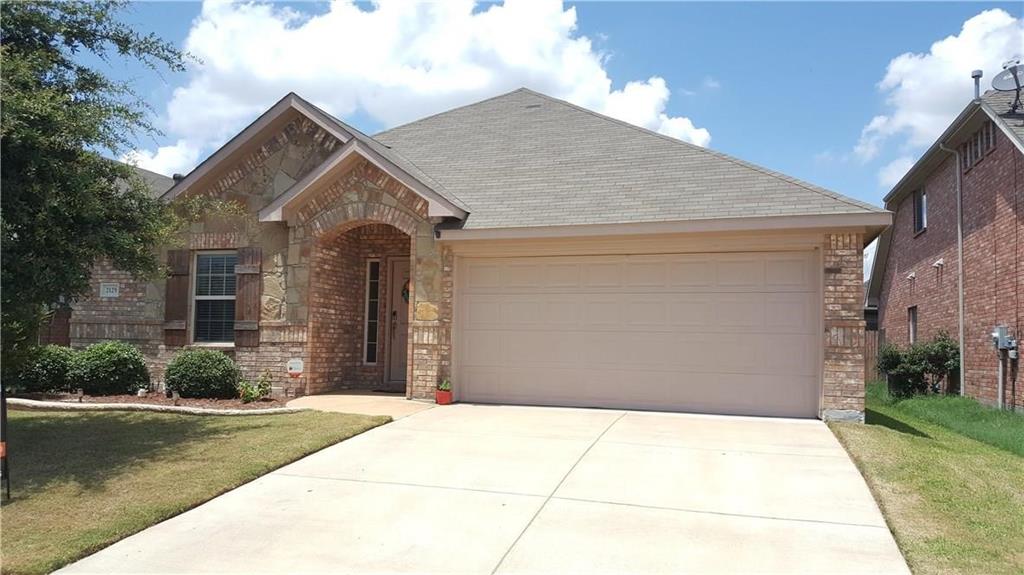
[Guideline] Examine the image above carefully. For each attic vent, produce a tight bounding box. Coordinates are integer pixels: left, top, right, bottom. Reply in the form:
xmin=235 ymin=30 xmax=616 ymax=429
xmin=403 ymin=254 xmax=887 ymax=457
xmin=525 ymin=104 xmax=542 ymax=109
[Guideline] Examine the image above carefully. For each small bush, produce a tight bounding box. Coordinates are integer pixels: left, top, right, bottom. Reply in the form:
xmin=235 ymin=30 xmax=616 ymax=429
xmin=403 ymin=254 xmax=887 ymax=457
xmin=238 ymin=370 xmax=273 ymax=403
xmin=878 ymin=332 xmax=960 ymax=399
xmin=18 ymin=345 xmax=77 ymax=393
xmin=165 ymin=349 xmax=240 ymax=399
xmin=70 ymin=341 xmax=150 ymax=395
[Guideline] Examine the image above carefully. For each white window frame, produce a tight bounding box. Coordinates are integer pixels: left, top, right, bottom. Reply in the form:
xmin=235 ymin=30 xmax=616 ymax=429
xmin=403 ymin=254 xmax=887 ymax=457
xmin=190 ymin=250 xmax=238 ymax=346
xmin=363 ymin=259 xmax=382 ymax=365
xmin=908 ymin=306 xmax=918 ymax=345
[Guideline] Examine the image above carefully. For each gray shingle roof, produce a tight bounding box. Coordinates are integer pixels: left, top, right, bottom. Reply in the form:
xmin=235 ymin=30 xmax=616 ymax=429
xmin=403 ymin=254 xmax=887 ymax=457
xmin=133 ymin=165 xmax=174 ymax=198
xmin=374 ymin=88 xmax=883 ymax=229
xmin=982 ymin=89 xmax=1024 ymax=146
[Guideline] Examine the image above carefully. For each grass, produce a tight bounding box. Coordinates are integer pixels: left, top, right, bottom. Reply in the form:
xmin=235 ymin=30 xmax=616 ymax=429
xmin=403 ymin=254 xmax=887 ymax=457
xmin=831 ymin=383 xmax=1024 ymax=575
xmin=866 ymin=383 xmax=1024 ymax=457
xmin=0 ymin=409 xmax=389 ymax=575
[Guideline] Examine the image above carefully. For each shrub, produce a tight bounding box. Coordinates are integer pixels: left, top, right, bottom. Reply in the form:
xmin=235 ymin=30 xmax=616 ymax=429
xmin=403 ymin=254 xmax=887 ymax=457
xmin=238 ymin=370 xmax=273 ymax=403
xmin=69 ymin=341 xmax=150 ymax=395
xmin=165 ymin=349 xmax=240 ymax=399
xmin=18 ymin=345 xmax=77 ymax=393
xmin=878 ymin=332 xmax=960 ymax=399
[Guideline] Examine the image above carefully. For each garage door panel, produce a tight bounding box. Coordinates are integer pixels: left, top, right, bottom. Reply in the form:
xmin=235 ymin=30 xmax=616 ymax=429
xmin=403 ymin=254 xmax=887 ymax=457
xmin=765 ymin=293 xmax=817 ymax=333
xmin=765 ymin=252 xmax=815 ymax=289
xmin=583 ymin=261 xmax=624 ymax=288
xmin=716 ymin=256 xmax=766 ymax=288
xmin=667 ymin=258 xmax=715 ymax=288
xmin=457 ymin=251 xmax=820 ymax=418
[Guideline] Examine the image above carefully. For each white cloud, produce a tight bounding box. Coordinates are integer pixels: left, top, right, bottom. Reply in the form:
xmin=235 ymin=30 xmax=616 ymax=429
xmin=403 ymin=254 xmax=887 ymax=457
xmin=878 ymin=155 xmax=915 ymax=188
xmin=130 ymin=0 xmax=710 ymax=175
xmin=702 ymin=76 xmax=721 ymax=90
xmin=122 ymin=140 xmax=201 ymax=177
xmin=855 ymin=9 xmax=1023 ymax=167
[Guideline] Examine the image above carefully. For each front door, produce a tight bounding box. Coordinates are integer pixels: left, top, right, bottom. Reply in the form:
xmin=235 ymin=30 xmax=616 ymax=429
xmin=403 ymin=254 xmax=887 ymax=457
xmin=387 ymin=259 xmax=410 ymax=385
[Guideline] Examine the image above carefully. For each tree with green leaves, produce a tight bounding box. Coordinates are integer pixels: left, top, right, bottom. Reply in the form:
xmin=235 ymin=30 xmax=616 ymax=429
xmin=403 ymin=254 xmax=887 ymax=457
xmin=1 ymin=1 xmax=189 ymax=363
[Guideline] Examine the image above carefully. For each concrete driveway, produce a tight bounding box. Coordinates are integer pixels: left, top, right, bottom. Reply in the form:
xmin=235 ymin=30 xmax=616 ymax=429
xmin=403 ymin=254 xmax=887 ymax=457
xmin=59 ymin=404 xmax=909 ymax=574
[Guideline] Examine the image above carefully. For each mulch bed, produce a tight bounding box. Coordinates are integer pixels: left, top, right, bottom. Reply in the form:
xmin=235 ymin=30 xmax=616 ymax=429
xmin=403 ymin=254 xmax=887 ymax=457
xmin=17 ymin=392 xmax=285 ymax=411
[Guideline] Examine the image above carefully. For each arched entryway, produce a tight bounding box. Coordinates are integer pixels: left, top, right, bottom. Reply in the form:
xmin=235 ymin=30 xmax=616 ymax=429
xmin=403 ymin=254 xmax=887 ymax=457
xmin=306 ymin=221 xmax=413 ymax=395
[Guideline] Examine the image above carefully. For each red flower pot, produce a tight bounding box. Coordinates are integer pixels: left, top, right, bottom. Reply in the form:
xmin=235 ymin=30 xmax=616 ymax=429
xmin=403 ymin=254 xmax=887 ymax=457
xmin=436 ymin=390 xmax=453 ymax=405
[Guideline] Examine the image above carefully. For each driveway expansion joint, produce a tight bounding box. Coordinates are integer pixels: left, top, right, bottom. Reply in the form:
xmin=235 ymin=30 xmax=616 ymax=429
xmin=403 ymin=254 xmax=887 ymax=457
xmin=600 ymin=439 xmax=850 ymax=459
xmin=550 ymin=496 xmax=890 ymax=530
xmin=489 ymin=411 xmax=628 ymax=575
xmin=272 ymin=472 xmax=543 ymax=499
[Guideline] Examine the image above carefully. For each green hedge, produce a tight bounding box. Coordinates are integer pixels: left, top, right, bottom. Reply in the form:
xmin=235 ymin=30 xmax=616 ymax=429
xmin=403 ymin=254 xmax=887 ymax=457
xmin=16 ymin=345 xmax=76 ymax=393
xmin=165 ymin=349 xmax=241 ymax=399
xmin=878 ymin=332 xmax=960 ymax=398
xmin=69 ymin=341 xmax=150 ymax=395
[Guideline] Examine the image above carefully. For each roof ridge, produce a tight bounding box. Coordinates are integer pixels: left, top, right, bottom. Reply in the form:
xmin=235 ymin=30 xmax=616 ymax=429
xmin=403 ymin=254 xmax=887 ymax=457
xmin=518 ymin=88 xmax=882 ymax=213
xmin=375 ymin=87 xmax=533 ymax=138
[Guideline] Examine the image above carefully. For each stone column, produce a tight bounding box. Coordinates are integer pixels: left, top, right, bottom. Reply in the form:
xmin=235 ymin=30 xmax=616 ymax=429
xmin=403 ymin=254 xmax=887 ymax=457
xmin=408 ymin=221 xmax=447 ymax=400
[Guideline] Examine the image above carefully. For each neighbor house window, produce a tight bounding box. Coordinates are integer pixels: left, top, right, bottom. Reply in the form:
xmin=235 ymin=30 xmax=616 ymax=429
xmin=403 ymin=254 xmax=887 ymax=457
xmin=364 ymin=260 xmax=381 ymax=364
xmin=913 ymin=189 xmax=927 ymax=234
xmin=193 ymin=252 xmax=237 ymax=343
xmin=961 ymin=121 xmax=997 ymax=171
xmin=908 ymin=306 xmax=918 ymax=344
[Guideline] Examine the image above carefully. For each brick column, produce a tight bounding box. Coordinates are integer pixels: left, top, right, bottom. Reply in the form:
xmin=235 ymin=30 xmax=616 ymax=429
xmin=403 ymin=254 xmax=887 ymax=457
xmin=822 ymin=233 xmax=866 ymax=422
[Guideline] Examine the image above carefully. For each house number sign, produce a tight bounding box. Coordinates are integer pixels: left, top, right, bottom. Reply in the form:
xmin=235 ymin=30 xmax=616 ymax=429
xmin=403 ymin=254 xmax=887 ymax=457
xmin=287 ymin=358 xmax=304 ymax=379
xmin=99 ymin=283 xmax=120 ymax=298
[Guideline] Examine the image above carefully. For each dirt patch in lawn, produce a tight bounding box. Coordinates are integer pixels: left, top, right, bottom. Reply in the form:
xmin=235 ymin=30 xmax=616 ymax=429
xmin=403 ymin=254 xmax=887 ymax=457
xmin=15 ymin=392 xmax=285 ymax=410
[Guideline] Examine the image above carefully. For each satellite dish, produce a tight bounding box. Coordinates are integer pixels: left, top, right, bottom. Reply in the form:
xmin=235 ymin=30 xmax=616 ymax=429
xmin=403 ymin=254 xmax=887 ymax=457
xmin=992 ymin=60 xmax=1023 ymax=113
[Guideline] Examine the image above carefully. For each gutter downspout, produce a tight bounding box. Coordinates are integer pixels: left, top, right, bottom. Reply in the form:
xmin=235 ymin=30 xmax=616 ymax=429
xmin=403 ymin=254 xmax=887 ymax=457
xmin=939 ymin=141 xmax=967 ymax=396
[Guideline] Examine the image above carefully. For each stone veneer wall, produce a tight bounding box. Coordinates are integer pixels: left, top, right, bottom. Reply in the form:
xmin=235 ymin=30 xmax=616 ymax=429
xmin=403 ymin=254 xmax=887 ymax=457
xmin=292 ymin=159 xmax=445 ymax=399
xmin=822 ymin=233 xmax=866 ymax=421
xmin=69 ymin=113 xmax=341 ymax=395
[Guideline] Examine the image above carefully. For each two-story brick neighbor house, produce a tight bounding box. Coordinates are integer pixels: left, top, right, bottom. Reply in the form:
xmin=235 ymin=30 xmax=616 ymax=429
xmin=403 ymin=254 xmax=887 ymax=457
xmin=866 ymin=87 xmax=1024 ymax=410
xmin=66 ymin=88 xmax=890 ymax=421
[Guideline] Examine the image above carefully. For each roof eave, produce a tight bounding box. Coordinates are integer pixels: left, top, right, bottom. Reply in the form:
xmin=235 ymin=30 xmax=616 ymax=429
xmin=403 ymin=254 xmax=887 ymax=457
xmin=439 ymin=211 xmax=892 ymax=242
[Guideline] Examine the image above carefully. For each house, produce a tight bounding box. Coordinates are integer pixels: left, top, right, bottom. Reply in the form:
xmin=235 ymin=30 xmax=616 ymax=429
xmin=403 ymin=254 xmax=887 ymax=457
xmin=69 ymin=88 xmax=890 ymax=420
xmin=866 ymin=87 xmax=1024 ymax=410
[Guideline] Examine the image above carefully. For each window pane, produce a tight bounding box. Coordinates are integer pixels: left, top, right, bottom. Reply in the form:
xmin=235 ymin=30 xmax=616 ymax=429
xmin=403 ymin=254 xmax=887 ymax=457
xmin=365 ymin=261 xmax=381 ymax=363
xmin=195 ymin=254 xmax=238 ymax=296
xmin=195 ymin=300 xmax=235 ymax=343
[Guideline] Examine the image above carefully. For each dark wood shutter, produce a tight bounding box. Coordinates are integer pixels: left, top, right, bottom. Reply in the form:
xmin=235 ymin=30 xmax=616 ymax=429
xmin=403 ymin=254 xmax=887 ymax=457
xmin=164 ymin=249 xmax=191 ymax=347
xmin=234 ymin=246 xmax=261 ymax=347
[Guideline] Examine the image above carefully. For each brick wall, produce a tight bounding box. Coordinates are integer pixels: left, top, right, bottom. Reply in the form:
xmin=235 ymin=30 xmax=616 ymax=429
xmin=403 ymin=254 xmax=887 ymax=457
xmin=822 ymin=233 xmax=866 ymax=421
xmin=879 ymin=128 xmax=1023 ymax=409
xmin=307 ymin=224 xmax=409 ymax=394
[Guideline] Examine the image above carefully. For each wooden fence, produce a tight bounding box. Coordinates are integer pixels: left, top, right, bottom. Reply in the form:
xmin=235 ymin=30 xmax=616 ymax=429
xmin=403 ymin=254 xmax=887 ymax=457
xmin=865 ymin=329 xmax=880 ymax=383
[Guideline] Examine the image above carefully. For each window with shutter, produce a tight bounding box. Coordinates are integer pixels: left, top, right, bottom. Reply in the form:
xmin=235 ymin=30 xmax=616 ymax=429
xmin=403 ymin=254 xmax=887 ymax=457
xmin=164 ymin=249 xmax=191 ymax=347
xmin=234 ymin=246 xmax=262 ymax=347
xmin=193 ymin=252 xmax=237 ymax=343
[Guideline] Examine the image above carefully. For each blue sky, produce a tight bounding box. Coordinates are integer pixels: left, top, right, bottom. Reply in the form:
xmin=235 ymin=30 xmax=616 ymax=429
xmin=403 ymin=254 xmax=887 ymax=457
xmin=108 ymin=1 xmax=1023 ymax=211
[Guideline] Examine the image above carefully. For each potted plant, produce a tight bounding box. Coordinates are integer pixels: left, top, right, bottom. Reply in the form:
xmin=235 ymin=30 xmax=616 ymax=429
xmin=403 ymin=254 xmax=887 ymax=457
xmin=436 ymin=379 xmax=453 ymax=405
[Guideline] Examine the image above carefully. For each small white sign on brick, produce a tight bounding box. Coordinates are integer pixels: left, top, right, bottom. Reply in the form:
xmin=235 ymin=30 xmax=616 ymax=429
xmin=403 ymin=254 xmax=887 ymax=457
xmin=287 ymin=358 xmax=304 ymax=378
xmin=99 ymin=283 xmax=120 ymax=298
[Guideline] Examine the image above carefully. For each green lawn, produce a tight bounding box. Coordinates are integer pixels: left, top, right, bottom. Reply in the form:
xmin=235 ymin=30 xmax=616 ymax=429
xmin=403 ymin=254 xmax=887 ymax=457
xmin=865 ymin=383 xmax=1024 ymax=457
xmin=831 ymin=384 xmax=1024 ymax=575
xmin=1 ymin=409 xmax=389 ymax=575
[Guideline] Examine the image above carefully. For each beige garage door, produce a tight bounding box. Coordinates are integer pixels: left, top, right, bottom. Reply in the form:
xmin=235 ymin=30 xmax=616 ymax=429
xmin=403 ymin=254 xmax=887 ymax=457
xmin=456 ymin=251 xmax=821 ymax=418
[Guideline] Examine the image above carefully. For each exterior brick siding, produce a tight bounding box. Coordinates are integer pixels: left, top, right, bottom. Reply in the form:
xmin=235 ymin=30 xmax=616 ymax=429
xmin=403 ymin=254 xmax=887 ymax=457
xmin=878 ymin=127 xmax=1023 ymax=409
xmin=822 ymin=233 xmax=867 ymax=421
